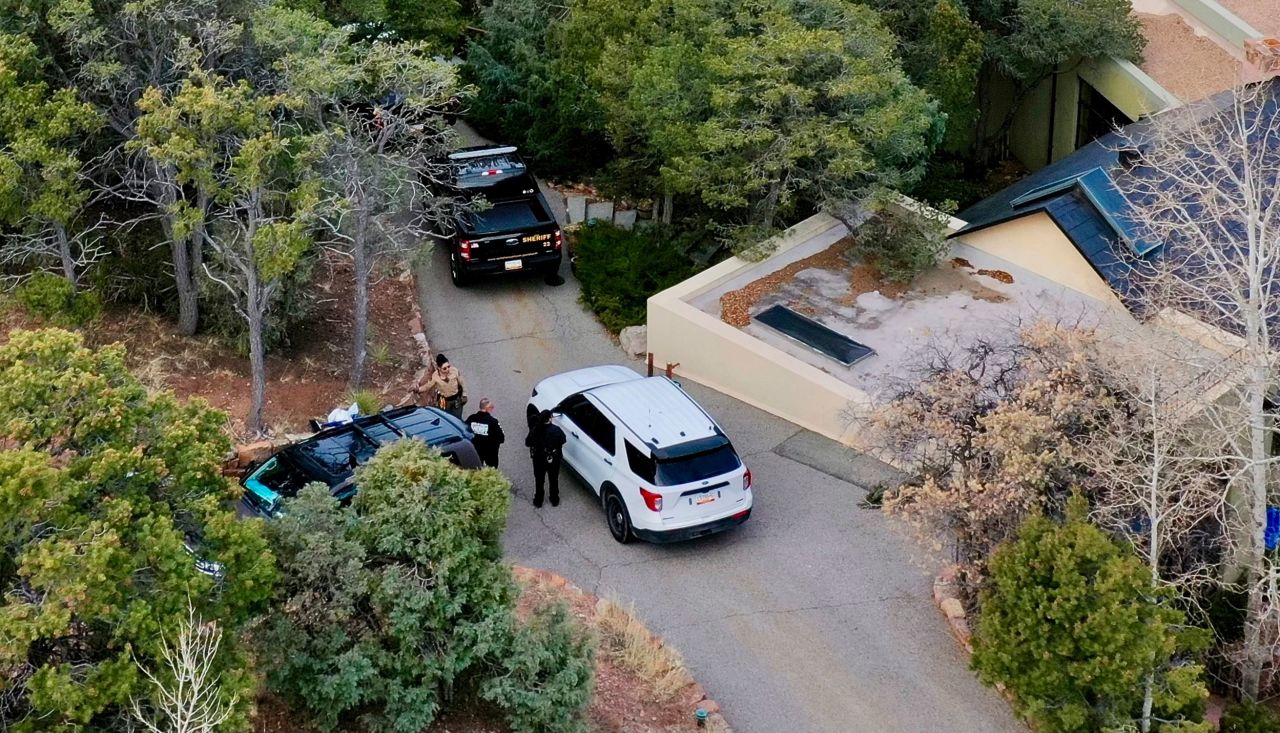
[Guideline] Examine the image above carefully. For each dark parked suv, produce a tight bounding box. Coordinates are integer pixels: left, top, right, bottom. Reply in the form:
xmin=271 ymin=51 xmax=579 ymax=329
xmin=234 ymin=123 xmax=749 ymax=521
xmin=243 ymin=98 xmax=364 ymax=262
xmin=239 ymin=406 xmax=480 ymax=518
xmin=437 ymin=145 xmax=562 ymax=286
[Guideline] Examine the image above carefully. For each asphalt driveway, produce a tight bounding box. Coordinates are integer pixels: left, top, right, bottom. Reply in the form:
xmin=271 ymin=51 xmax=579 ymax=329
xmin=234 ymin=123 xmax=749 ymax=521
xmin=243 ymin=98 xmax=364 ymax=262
xmin=414 ymin=240 xmax=1024 ymax=733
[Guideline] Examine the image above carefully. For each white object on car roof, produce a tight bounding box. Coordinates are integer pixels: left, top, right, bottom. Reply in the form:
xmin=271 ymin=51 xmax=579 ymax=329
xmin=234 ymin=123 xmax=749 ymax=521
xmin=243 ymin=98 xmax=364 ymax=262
xmin=448 ymin=145 xmax=518 ymax=160
xmin=325 ymin=402 xmax=361 ymax=426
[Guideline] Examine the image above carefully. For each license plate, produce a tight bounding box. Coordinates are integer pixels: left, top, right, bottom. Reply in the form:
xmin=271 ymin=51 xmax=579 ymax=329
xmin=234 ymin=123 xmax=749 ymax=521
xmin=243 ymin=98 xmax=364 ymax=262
xmin=695 ymin=495 xmax=716 ymax=506
xmin=504 ymin=259 xmax=523 ymax=271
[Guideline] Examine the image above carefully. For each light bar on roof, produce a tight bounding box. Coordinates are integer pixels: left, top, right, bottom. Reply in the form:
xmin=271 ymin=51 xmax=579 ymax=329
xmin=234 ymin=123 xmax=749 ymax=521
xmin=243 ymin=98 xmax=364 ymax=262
xmin=449 ymin=146 xmax=518 ymax=160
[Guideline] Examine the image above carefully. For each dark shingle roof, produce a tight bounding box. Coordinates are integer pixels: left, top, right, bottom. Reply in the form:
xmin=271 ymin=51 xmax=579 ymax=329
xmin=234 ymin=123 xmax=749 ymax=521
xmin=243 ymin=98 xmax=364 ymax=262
xmin=954 ymin=80 xmax=1280 ymax=305
xmin=955 ymin=133 xmax=1147 ymax=297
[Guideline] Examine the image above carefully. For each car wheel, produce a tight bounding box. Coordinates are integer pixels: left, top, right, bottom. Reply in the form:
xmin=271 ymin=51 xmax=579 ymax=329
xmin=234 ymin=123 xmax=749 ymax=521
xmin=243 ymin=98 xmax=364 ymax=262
xmin=604 ymin=489 xmax=634 ymax=544
xmin=449 ymin=253 xmax=469 ymax=287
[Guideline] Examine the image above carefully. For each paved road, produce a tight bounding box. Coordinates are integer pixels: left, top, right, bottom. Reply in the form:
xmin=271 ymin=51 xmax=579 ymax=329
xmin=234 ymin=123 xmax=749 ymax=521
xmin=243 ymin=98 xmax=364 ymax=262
xmin=414 ymin=249 xmax=1024 ymax=733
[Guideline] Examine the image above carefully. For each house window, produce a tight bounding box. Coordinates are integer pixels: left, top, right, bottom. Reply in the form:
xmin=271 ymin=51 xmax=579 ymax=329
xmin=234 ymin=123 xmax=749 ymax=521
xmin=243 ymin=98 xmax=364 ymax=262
xmin=1076 ymin=80 xmax=1128 ymax=150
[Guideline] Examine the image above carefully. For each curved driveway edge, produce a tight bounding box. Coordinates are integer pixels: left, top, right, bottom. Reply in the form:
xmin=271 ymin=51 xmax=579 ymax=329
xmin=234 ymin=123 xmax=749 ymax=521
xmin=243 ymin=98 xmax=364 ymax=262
xmin=514 ymin=565 xmax=733 ymax=732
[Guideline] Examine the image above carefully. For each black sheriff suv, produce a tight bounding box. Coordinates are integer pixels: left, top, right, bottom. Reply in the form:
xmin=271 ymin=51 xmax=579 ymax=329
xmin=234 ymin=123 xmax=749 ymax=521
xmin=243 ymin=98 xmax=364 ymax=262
xmin=438 ymin=145 xmax=563 ymax=286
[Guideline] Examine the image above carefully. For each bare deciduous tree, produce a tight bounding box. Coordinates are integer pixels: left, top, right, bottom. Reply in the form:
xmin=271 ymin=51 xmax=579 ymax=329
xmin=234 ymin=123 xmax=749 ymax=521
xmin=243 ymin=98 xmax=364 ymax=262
xmin=130 ymin=605 xmax=237 ymax=733
xmin=1085 ymin=350 xmax=1232 ymax=732
xmin=1117 ymin=80 xmax=1280 ymax=699
xmin=871 ymin=323 xmax=1125 ymax=577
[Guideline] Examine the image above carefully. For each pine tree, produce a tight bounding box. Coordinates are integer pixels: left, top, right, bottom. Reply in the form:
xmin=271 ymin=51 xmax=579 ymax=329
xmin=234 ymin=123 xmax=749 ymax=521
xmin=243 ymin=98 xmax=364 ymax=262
xmin=972 ymin=496 xmax=1210 ymax=733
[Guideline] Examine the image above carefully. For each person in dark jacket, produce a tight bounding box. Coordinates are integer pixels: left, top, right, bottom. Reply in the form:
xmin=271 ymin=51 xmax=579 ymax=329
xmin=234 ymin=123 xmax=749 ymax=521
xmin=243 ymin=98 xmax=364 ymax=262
xmin=465 ymin=398 xmax=505 ymax=468
xmin=525 ymin=409 xmax=566 ymax=507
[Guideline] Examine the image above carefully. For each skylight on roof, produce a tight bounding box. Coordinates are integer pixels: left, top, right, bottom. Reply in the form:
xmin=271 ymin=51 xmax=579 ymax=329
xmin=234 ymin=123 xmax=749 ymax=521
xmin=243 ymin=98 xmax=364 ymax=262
xmin=1009 ymin=167 xmax=1160 ymax=257
xmin=1009 ymin=170 xmax=1094 ymax=208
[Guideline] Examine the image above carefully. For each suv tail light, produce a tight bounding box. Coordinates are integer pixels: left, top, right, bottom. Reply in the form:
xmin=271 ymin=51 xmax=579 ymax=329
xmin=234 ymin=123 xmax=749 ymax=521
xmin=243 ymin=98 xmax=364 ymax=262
xmin=640 ymin=487 xmax=662 ymax=512
xmin=553 ymin=229 xmax=563 ymax=250
xmin=459 ymin=240 xmax=473 ymax=261
xmin=744 ymin=468 xmax=752 ymax=490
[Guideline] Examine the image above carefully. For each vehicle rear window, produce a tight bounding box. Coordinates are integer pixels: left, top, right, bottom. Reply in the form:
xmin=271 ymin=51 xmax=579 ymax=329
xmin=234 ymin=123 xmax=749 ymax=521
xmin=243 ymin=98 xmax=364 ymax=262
xmin=469 ymin=201 xmax=547 ymax=234
xmin=453 ymin=153 xmax=524 ymax=178
xmin=655 ymin=444 xmax=741 ymax=486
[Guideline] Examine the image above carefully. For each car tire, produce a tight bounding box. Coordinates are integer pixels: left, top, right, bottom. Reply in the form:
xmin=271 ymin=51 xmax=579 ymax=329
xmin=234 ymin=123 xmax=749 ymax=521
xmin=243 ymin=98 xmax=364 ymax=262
xmin=603 ymin=489 xmax=634 ymax=544
xmin=449 ymin=252 xmax=470 ymax=287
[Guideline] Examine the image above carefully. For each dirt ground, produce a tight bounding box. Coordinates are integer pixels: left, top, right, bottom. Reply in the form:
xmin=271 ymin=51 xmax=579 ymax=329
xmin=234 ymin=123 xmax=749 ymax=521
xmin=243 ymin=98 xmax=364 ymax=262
xmin=719 ymin=237 xmax=906 ymax=327
xmin=0 ymin=255 xmax=423 ymax=440
xmin=251 ymin=568 xmax=719 ymax=733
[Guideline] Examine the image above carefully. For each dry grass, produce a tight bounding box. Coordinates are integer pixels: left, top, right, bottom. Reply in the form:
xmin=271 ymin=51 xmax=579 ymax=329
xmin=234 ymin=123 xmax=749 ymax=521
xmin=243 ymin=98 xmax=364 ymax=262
xmin=593 ymin=596 xmax=694 ymax=701
xmin=132 ymin=346 xmax=213 ymax=392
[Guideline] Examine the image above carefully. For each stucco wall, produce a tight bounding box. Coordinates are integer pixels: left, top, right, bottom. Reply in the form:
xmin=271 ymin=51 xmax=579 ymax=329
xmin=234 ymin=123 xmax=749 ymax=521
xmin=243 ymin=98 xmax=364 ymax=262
xmin=647 ymin=214 xmax=876 ymax=447
xmin=1010 ymin=56 xmax=1177 ymax=170
xmin=957 ymin=212 xmax=1124 ymax=307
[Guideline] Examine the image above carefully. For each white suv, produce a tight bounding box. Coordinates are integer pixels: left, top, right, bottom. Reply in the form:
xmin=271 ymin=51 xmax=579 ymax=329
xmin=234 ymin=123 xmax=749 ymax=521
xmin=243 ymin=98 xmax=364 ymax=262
xmin=527 ymin=365 xmax=752 ymax=543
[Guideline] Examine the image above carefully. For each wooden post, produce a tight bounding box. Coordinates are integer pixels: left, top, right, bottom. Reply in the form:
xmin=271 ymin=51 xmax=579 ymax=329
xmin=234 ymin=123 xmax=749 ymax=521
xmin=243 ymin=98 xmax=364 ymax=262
xmin=665 ymin=362 xmax=679 ymax=378
xmin=647 ymin=352 xmax=655 ymax=377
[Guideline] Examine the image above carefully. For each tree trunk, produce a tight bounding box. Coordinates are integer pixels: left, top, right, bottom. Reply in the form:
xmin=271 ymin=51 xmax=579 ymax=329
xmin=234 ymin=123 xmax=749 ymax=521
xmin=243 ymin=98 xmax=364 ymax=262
xmin=55 ymin=223 xmax=77 ymax=286
xmin=351 ymin=235 xmax=371 ymax=391
xmin=166 ymin=217 xmax=200 ymax=336
xmin=1142 ymin=385 xmax=1161 ymax=733
xmin=661 ymin=191 xmax=674 ymax=226
xmin=247 ymin=290 xmax=268 ymax=436
xmin=972 ymin=64 xmax=1035 ymax=169
xmin=1240 ymin=367 xmax=1270 ymax=700
xmin=756 ymin=179 xmax=782 ymax=230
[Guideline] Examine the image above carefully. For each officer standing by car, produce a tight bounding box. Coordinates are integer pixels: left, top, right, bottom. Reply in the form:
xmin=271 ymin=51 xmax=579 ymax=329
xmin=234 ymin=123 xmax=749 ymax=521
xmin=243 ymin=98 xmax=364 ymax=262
xmin=465 ymin=398 xmax=505 ymax=468
xmin=525 ymin=409 xmax=566 ymax=508
xmin=423 ymin=353 xmax=467 ymax=418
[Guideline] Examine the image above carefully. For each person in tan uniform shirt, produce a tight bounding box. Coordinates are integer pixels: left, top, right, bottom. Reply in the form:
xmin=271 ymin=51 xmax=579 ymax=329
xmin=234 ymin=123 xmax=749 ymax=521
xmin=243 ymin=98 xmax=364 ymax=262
xmin=423 ymin=353 xmax=466 ymax=418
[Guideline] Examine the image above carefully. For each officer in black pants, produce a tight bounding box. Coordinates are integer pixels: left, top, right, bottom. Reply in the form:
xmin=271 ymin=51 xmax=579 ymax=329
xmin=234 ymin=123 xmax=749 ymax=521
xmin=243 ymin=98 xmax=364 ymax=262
xmin=525 ymin=409 xmax=566 ymax=507
xmin=465 ymin=398 xmax=505 ymax=468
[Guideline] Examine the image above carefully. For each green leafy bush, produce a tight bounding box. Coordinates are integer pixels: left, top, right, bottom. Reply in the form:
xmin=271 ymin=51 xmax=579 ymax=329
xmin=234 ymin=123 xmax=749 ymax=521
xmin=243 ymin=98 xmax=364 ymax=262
xmin=14 ymin=272 xmax=102 ymax=326
xmin=258 ymin=440 xmax=593 ymax=732
xmin=482 ymin=602 xmax=595 ymax=733
xmin=0 ymin=329 xmax=275 ymax=731
xmin=573 ymin=222 xmax=699 ymax=333
xmin=849 ymin=201 xmax=951 ymax=284
xmin=1221 ymin=700 xmax=1280 ymax=733
xmin=972 ymin=496 xmax=1210 ymax=733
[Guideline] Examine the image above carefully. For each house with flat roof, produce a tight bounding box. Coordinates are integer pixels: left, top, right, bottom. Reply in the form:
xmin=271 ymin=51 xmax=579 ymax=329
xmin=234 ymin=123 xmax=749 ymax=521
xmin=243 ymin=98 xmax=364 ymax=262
xmin=647 ymin=78 xmax=1277 ymax=451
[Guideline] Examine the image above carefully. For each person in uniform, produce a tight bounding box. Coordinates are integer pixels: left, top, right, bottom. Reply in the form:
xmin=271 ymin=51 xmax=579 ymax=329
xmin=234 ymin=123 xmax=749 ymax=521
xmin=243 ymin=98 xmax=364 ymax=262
xmin=525 ymin=409 xmax=566 ymax=507
xmin=464 ymin=398 xmax=505 ymax=468
xmin=425 ymin=353 xmax=466 ymax=418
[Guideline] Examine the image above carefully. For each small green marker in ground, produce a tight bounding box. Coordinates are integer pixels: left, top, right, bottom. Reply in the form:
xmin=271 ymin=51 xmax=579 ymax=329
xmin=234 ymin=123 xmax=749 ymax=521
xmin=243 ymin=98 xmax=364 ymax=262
xmin=695 ymin=708 xmax=708 ymax=727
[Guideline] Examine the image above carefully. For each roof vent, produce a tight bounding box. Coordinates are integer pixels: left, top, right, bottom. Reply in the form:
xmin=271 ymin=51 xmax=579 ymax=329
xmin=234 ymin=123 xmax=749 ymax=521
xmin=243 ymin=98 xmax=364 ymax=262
xmin=1118 ymin=146 xmax=1143 ymax=171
